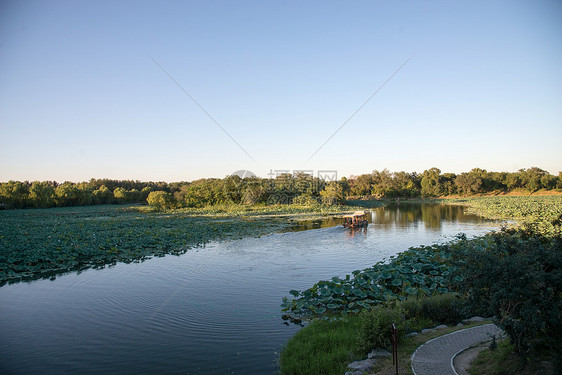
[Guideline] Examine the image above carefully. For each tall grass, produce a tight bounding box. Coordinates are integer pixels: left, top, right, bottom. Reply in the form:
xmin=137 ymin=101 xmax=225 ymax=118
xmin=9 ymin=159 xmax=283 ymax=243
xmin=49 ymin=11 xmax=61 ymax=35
xmin=279 ymin=316 xmax=363 ymax=375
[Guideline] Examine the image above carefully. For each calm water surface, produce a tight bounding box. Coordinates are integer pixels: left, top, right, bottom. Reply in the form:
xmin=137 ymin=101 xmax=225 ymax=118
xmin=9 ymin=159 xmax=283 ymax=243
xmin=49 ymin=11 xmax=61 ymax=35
xmin=0 ymin=204 xmax=497 ymax=374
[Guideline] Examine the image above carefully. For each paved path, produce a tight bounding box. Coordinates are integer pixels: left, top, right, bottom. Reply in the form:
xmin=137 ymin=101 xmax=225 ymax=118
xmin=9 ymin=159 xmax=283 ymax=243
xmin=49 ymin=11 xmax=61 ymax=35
xmin=411 ymin=324 xmax=504 ymax=375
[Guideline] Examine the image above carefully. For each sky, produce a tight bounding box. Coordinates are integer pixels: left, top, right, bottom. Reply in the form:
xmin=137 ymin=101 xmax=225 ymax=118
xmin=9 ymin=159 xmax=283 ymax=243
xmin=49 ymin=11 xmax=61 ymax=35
xmin=1 ymin=0 xmax=561 ymax=182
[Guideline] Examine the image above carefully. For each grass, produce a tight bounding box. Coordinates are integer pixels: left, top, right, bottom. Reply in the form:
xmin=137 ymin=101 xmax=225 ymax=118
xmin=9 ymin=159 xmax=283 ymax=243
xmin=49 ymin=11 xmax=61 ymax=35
xmin=279 ymin=316 xmax=364 ymax=375
xmin=279 ymin=312 xmax=491 ymax=375
xmin=469 ymin=338 xmax=558 ymax=375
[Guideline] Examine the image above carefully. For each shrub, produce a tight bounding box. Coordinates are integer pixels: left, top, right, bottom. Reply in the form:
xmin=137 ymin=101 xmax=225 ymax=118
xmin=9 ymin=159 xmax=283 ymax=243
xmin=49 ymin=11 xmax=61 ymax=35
xmin=401 ymin=294 xmax=468 ymax=325
xmin=452 ymin=230 xmax=562 ymax=359
xmin=357 ymin=306 xmax=406 ymax=352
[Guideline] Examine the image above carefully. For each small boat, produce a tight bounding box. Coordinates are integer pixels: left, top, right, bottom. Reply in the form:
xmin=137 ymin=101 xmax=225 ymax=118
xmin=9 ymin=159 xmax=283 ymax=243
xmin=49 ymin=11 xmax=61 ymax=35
xmin=343 ymin=211 xmax=368 ymax=228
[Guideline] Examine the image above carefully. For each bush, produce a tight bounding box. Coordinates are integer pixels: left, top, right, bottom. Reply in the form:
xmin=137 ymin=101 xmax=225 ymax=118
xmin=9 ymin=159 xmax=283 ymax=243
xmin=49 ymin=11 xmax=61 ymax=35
xmin=401 ymin=294 xmax=468 ymax=325
xmin=452 ymin=230 xmax=562 ymax=359
xmin=357 ymin=306 xmax=406 ymax=352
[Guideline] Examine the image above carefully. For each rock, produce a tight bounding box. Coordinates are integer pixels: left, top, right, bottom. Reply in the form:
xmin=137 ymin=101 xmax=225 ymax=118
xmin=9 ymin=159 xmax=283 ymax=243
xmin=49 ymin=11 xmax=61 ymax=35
xmin=435 ymin=324 xmax=448 ymax=330
xmin=462 ymin=316 xmax=484 ymax=324
xmin=421 ymin=328 xmax=436 ymax=334
xmin=406 ymin=332 xmax=419 ymax=337
xmin=347 ymin=358 xmax=377 ymax=372
xmin=368 ymin=349 xmax=391 ymax=358
xmin=456 ymin=323 xmax=464 ymax=327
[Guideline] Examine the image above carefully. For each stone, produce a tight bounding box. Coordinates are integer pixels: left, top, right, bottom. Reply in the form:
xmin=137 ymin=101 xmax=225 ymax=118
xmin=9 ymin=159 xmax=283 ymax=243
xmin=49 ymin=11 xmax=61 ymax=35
xmin=469 ymin=316 xmax=484 ymax=322
xmin=368 ymin=349 xmax=391 ymax=358
xmin=421 ymin=328 xmax=436 ymax=334
xmin=406 ymin=332 xmax=419 ymax=337
xmin=435 ymin=324 xmax=448 ymax=330
xmin=462 ymin=316 xmax=485 ymax=324
xmin=347 ymin=358 xmax=377 ymax=372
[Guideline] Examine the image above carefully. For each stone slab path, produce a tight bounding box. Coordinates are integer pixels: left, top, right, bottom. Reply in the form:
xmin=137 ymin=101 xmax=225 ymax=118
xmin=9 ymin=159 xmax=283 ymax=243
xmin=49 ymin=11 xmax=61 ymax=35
xmin=411 ymin=324 xmax=504 ymax=375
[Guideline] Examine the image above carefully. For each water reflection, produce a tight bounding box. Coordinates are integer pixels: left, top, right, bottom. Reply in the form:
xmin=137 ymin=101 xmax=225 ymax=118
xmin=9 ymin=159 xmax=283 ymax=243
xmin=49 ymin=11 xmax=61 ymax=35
xmin=290 ymin=204 xmax=483 ymax=233
xmin=368 ymin=203 xmax=482 ymax=230
xmin=345 ymin=226 xmax=368 ymax=238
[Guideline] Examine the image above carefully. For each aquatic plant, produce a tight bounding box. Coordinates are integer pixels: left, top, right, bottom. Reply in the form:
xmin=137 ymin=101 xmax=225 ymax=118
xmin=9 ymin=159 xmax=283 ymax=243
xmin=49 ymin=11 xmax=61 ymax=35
xmin=281 ymin=240 xmax=463 ymax=322
xmin=0 ymin=205 xmax=290 ymax=286
xmin=448 ymin=196 xmax=562 ymax=236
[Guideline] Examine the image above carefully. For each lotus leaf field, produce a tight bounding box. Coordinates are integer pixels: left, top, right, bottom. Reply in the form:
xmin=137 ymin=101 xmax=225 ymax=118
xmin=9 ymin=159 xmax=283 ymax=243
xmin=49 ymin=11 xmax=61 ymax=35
xmin=281 ymin=239 xmax=465 ymax=322
xmin=448 ymin=195 xmax=562 ymax=236
xmin=0 ymin=205 xmax=294 ymax=286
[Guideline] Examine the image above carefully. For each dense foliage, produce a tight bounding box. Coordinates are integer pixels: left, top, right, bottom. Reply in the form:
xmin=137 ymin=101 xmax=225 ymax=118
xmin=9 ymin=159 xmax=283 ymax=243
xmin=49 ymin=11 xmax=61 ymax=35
xmin=0 ymin=179 xmax=164 ymax=209
xmin=451 ymin=230 xmax=562 ymax=359
xmin=347 ymin=167 xmax=560 ymax=198
xmin=1 ymin=167 xmax=560 ymax=209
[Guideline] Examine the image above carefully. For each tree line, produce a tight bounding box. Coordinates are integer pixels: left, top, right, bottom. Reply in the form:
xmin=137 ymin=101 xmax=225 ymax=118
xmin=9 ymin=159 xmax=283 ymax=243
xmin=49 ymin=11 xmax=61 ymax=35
xmin=1 ymin=167 xmax=560 ymax=210
xmin=348 ymin=167 xmax=561 ymax=198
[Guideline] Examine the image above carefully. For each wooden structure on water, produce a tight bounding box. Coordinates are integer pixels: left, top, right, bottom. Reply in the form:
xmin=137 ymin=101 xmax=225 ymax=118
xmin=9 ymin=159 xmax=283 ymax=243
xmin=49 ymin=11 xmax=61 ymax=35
xmin=343 ymin=211 xmax=368 ymax=228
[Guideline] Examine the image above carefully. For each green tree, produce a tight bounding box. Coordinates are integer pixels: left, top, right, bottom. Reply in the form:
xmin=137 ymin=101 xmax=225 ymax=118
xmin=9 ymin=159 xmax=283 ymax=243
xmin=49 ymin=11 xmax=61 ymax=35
xmin=241 ymin=177 xmax=266 ymax=204
xmin=339 ymin=177 xmax=351 ymax=198
xmin=421 ymin=168 xmax=443 ymax=197
xmin=29 ymin=181 xmax=55 ymax=208
xmin=488 ymin=171 xmax=508 ymax=191
xmin=222 ymin=175 xmax=244 ymax=205
xmin=453 ymin=232 xmax=562 ymax=359
xmin=55 ymin=182 xmax=80 ymax=206
xmin=76 ymin=183 xmax=93 ymax=206
xmin=519 ymin=167 xmax=549 ymax=192
xmin=0 ymin=181 xmax=30 ymax=208
xmin=320 ymin=181 xmax=343 ymax=205
xmin=140 ymin=186 xmax=153 ymax=202
xmin=506 ymin=172 xmax=522 ymax=190
xmin=113 ymin=187 xmax=130 ymax=204
xmin=92 ymin=185 xmax=113 ymax=204
xmin=371 ymin=169 xmax=396 ymax=198
xmin=392 ymin=171 xmax=420 ymax=197
xmin=540 ymin=174 xmax=557 ymax=190
xmin=441 ymin=173 xmax=457 ymax=196
xmin=350 ymin=174 xmax=373 ymax=196
xmin=129 ymin=189 xmax=141 ymax=202
xmin=147 ymin=191 xmax=174 ymax=209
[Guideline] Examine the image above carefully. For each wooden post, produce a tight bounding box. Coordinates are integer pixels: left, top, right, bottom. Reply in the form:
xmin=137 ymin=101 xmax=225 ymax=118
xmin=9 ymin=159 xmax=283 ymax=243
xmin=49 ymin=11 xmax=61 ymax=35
xmin=391 ymin=323 xmax=398 ymax=375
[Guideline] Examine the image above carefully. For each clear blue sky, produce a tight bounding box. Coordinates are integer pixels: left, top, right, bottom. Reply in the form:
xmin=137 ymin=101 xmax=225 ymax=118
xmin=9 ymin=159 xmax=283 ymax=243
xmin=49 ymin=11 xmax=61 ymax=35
xmin=1 ymin=0 xmax=561 ymax=182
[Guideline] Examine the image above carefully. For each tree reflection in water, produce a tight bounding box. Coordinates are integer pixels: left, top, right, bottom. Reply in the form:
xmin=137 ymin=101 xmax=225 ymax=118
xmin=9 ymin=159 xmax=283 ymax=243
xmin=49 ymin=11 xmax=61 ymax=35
xmin=368 ymin=203 xmax=484 ymax=230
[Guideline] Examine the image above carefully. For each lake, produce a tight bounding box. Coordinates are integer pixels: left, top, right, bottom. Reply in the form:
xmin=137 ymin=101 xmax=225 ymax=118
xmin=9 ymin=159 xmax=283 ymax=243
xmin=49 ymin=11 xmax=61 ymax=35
xmin=0 ymin=204 xmax=497 ymax=374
